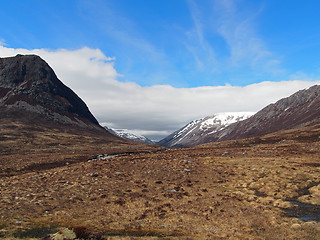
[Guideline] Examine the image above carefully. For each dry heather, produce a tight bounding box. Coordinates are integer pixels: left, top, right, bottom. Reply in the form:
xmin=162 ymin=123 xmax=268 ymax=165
xmin=0 ymin=123 xmax=320 ymax=239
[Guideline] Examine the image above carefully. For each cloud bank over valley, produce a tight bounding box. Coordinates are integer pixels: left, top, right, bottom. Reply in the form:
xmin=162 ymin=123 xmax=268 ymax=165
xmin=1 ymin=45 xmax=319 ymax=140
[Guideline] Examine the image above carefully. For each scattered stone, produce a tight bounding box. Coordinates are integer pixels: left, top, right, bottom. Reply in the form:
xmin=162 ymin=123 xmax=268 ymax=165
xmin=222 ymin=152 xmax=229 ymax=156
xmin=90 ymin=172 xmax=99 ymax=177
xmin=45 ymin=228 xmax=76 ymax=240
xmin=291 ymin=223 xmax=301 ymax=230
xmin=166 ymin=189 xmax=178 ymax=193
xmin=184 ymin=160 xmax=194 ymax=163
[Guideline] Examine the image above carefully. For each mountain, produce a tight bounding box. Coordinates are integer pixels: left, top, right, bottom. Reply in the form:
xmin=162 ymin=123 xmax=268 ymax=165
xmin=196 ymin=85 xmax=320 ymax=144
xmin=158 ymin=112 xmax=254 ymax=147
xmin=0 ymin=54 xmax=108 ymax=132
xmin=0 ymin=54 xmax=138 ymax=175
xmin=105 ymin=127 xmax=154 ymax=144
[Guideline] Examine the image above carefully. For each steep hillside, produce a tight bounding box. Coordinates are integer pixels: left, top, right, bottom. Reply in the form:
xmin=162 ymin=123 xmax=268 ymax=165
xmin=198 ymin=85 xmax=320 ymax=144
xmin=0 ymin=54 xmax=148 ymax=175
xmin=0 ymin=54 xmax=105 ymax=130
xmin=158 ymin=112 xmax=253 ymax=147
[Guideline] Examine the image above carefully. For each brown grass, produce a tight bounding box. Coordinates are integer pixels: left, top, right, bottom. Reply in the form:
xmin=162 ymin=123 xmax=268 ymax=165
xmin=1 ymin=121 xmax=320 ymax=239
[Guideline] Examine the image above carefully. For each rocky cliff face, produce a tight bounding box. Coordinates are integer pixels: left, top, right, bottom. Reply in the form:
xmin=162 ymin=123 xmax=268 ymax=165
xmin=198 ymin=85 xmax=320 ymax=144
xmin=0 ymin=54 xmax=101 ymax=129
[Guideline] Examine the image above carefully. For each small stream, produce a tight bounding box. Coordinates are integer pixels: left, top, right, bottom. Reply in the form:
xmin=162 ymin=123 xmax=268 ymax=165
xmin=282 ymin=181 xmax=320 ymax=222
xmin=284 ymin=201 xmax=320 ymax=222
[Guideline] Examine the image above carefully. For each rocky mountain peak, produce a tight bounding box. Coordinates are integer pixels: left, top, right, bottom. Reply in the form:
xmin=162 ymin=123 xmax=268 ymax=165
xmin=159 ymin=85 xmax=320 ymax=147
xmin=0 ymin=54 xmax=99 ymax=127
xmin=199 ymin=84 xmax=320 ymax=144
xmin=255 ymin=85 xmax=320 ymax=118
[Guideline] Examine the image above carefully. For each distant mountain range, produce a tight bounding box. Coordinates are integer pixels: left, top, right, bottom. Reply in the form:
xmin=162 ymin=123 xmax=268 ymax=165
xmin=105 ymin=127 xmax=154 ymax=144
xmin=158 ymin=112 xmax=254 ymax=147
xmin=1 ymin=54 xmax=319 ymax=148
xmin=159 ymin=85 xmax=320 ymax=147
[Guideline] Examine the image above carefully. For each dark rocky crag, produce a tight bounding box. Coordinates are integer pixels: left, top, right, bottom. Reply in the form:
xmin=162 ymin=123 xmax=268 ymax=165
xmin=0 ymin=55 xmax=157 ymax=177
xmin=197 ymin=85 xmax=320 ymax=145
xmin=0 ymin=54 xmax=103 ymax=130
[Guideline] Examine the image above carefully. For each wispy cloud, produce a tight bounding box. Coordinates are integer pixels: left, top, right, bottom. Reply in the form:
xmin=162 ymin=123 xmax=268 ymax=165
xmin=214 ymin=0 xmax=270 ymax=66
xmin=185 ymin=0 xmax=283 ymax=78
xmin=0 ymin=38 xmax=7 ymax=46
xmin=185 ymin=0 xmax=218 ymax=72
xmin=78 ymin=0 xmax=169 ymax=82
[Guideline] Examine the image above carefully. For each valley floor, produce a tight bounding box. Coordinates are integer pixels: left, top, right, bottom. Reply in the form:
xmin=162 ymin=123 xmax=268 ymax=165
xmin=1 ymin=125 xmax=320 ymax=239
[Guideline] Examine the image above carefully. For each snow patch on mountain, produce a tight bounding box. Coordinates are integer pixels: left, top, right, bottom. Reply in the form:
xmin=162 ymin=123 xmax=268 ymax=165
xmin=174 ymin=119 xmax=201 ymax=140
xmin=158 ymin=112 xmax=254 ymax=147
xmin=104 ymin=127 xmax=154 ymax=144
xmin=201 ymin=112 xmax=254 ymax=133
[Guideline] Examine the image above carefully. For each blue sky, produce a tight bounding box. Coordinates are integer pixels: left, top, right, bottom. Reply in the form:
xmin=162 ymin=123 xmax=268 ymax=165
xmin=1 ymin=0 xmax=320 ymax=140
xmin=1 ymin=0 xmax=320 ymax=87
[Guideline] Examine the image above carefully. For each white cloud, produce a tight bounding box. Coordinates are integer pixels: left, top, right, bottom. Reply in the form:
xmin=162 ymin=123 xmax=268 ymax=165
xmin=1 ymin=45 xmax=319 ymax=140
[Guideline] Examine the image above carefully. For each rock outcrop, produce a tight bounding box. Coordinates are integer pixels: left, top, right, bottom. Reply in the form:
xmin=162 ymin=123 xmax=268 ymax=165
xmin=0 ymin=54 xmax=102 ymax=130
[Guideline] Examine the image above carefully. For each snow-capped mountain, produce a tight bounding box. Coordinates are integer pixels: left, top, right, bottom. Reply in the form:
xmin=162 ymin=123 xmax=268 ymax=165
xmin=201 ymin=85 xmax=320 ymax=143
xmin=157 ymin=112 xmax=254 ymax=147
xmin=105 ymin=127 xmax=154 ymax=144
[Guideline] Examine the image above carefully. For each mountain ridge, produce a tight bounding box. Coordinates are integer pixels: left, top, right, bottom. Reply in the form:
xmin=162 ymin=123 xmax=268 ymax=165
xmin=105 ymin=127 xmax=154 ymax=144
xmin=158 ymin=84 xmax=320 ymax=147
xmin=0 ymin=54 xmax=105 ymax=131
xmin=158 ymin=112 xmax=254 ymax=147
xmin=196 ymin=84 xmax=320 ymax=145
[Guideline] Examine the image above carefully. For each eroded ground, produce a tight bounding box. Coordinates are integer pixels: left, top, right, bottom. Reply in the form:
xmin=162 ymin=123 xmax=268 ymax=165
xmin=1 ymin=124 xmax=320 ymax=239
